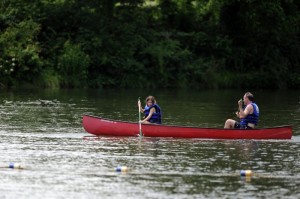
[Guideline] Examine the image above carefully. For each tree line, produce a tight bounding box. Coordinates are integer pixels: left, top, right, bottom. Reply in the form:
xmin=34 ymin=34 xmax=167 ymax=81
xmin=0 ymin=0 xmax=299 ymax=89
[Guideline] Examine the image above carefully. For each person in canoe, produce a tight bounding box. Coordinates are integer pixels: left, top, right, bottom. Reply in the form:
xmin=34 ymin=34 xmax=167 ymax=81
xmin=224 ymin=92 xmax=259 ymax=129
xmin=138 ymin=96 xmax=162 ymax=124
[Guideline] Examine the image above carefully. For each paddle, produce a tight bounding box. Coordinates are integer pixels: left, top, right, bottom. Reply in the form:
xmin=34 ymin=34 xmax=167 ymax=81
xmin=138 ymin=97 xmax=143 ymax=137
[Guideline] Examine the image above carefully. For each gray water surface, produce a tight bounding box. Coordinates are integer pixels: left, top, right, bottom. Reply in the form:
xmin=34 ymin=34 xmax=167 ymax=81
xmin=0 ymin=89 xmax=300 ymax=198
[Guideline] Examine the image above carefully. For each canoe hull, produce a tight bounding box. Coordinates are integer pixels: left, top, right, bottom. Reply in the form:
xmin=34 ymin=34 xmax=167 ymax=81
xmin=82 ymin=115 xmax=292 ymax=139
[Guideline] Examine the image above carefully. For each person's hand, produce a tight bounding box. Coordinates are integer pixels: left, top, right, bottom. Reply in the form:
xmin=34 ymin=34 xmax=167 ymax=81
xmin=236 ymin=111 xmax=240 ymax=118
xmin=238 ymin=99 xmax=243 ymax=107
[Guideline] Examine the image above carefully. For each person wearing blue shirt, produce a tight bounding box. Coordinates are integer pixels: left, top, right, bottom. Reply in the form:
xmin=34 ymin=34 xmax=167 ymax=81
xmin=138 ymin=96 xmax=162 ymax=124
xmin=224 ymin=92 xmax=259 ymax=129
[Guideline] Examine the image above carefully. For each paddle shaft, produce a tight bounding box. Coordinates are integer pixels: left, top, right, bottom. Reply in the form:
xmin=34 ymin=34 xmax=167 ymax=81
xmin=138 ymin=98 xmax=142 ymax=136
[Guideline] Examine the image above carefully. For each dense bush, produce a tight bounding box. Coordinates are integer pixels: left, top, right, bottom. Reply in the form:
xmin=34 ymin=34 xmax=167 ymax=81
xmin=0 ymin=0 xmax=299 ymax=89
xmin=0 ymin=19 xmax=41 ymax=87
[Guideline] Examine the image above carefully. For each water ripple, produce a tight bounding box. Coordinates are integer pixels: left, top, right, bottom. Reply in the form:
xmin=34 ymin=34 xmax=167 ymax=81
xmin=1 ymin=89 xmax=300 ymax=198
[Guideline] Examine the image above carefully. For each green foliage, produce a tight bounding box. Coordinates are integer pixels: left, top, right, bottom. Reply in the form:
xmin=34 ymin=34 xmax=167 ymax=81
xmin=57 ymin=41 xmax=90 ymax=88
xmin=220 ymin=0 xmax=300 ymax=75
xmin=39 ymin=69 xmax=60 ymax=89
xmin=0 ymin=0 xmax=299 ymax=89
xmin=142 ymin=38 xmax=180 ymax=85
xmin=0 ymin=19 xmax=41 ymax=87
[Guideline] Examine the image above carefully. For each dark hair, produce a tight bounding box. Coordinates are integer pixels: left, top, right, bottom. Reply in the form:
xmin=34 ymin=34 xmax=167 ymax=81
xmin=245 ymin=92 xmax=254 ymax=101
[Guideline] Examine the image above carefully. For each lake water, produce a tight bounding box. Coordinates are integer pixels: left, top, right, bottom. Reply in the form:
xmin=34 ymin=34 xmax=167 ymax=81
xmin=0 ymin=89 xmax=300 ymax=198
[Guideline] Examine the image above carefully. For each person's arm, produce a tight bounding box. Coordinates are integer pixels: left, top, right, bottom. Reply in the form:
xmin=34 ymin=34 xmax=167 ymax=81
xmin=141 ymin=107 xmax=155 ymax=123
xmin=239 ymin=104 xmax=253 ymax=119
xmin=236 ymin=99 xmax=243 ymax=118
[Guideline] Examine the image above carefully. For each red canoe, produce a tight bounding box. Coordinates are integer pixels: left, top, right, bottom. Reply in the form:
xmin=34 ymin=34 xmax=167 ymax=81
xmin=82 ymin=115 xmax=293 ymax=139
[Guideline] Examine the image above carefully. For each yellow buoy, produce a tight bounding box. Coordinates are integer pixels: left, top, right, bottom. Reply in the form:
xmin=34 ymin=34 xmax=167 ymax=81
xmin=115 ymin=166 xmax=128 ymax=172
xmin=240 ymin=170 xmax=252 ymax=177
xmin=0 ymin=163 xmax=25 ymax=169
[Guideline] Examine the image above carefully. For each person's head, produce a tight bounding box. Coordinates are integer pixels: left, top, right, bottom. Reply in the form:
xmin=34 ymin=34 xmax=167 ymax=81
xmin=243 ymin=92 xmax=254 ymax=104
xmin=145 ymin=96 xmax=156 ymax=106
